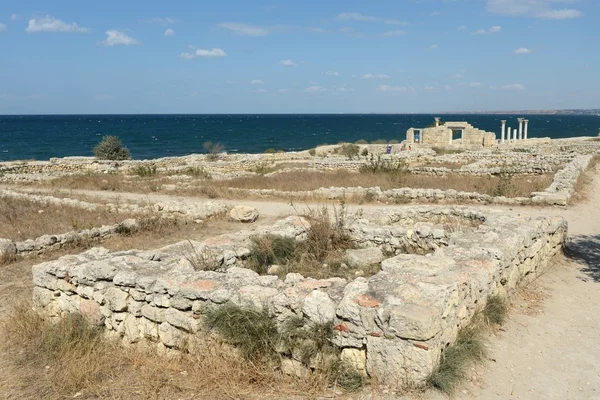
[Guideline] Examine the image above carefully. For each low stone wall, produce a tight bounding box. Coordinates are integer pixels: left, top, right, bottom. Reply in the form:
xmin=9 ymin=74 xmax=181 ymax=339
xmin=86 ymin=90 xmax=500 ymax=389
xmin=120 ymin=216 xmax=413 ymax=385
xmin=531 ymin=152 xmax=599 ymax=205
xmin=0 ymin=219 xmax=139 ymax=257
xmin=32 ymin=207 xmax=567 ymax=387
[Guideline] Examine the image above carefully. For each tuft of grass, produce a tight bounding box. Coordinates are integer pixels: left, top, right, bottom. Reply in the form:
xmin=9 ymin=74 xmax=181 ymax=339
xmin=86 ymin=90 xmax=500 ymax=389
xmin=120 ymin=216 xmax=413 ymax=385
xmin=308 ymin=148 xmax=316 ymax=156
xmin=184 ymin=166 xmax=212 ymax=179
xmin=428 ymin=323 xmax=487 ymax=395
xmin=355 ymin=139 xmax=368 ymax=144
xmin=370 ymin=139 xmax=388 ymax=144
xmin=483 ymin=295 xmax=508 ymax=325
xmin=204 ymin=303 xmax=279 ymax=363
xmin=264 ymin=148 xmax=277 ymax=154
xmin=334 ymin=144 xmax=360 ymax=160
xmin=247 ymin=235 xmax=297 ymax=274
xmin=185 ymin=240 xmax=223 ymax=271
xmin=203 ymin=141 xmax=225 ymax=161
xmin=133 ymin=164 xmax=158 ymax=177
xmin=432 ymin=146 xmax=464 ymax=155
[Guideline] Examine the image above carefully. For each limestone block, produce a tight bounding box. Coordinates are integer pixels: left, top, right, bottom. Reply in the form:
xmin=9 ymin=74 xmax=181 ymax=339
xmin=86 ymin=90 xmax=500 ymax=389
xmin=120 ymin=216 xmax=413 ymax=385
xmin=302 ymin=290 xmax=336 ymax=324
xmin=123 ymin=314 xmax=141 ymax=344
xmin=32 ymin=286 xmax=54 ymax=308
xmin=79 ymin=299 xmax=105 ymax=326
xmin=281 ymin=359 xmax=310 ymax=379
xmin=345 ymin=248 xmax=385 ymax=269
xmin=159 ymin=322 xmax=185 ymax=348
xmin=141 ymin=304 xmax=166 ymax=323
xmin=229 ymin=205 xmax=259 ymax=223
xmin=0 ymin=238 xmax=16 ymax=257
xmin=341 ymin=348 xmax=367 ymax=375
xmin=104 ymin=287 xmax=129 ymax=312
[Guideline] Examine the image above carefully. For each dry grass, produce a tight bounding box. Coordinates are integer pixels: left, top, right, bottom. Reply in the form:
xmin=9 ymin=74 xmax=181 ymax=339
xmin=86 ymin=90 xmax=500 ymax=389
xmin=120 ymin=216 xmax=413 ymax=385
xmin=571 ymin=155 xmax=600 ymax=204
xmin=191 ymin=170 xmax=554 ymax=199
xmin=0 ymin=196 xmax=136 ymax=241
xmin=0 ymin=303 xmax=346 ymax=399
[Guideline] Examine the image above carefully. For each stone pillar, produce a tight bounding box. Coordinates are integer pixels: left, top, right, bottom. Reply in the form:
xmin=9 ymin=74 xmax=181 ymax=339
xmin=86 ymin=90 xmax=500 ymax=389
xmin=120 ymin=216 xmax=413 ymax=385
xmin=513 ymin=128 xmax=518 ymax=141
xmin=517 ymin=118 xmax=524 ymax=140
xmin=524 ymin=120 xmax=529 ymax=140
xmin=435 ymin=117 xmax=440 ymax=127
xmin=501 ymin=120 xmax=506 ymax=143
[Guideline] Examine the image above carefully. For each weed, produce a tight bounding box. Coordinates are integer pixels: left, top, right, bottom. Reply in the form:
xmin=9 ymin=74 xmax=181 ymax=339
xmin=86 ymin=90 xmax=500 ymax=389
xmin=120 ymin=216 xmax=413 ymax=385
xmin=355 ymin=139 xmax=368 ymax=144
xmin=389 ymin=139 xmax=399 ymax=144
xmin=246 ymin=235 xmax=297 ymax=274
xmin=204 ymin=303 xmax=279 ymax=363
xmin=428 ymin=322 xmax=487 ymax=394
xmin=184 ymin=166 xmax=212 ymax=179
xmin=489 ymin=168 xmax=516 ymax=197
xmin=483 ymin=295 xmax=507 ymax=325
xmin=431 ymin=146 xmax=463 ymax=155
xmin=133 ymin=164 xmax=158 ymax=177
xmin=360 ymin=155 xmax=407 ymax=175
xmin=185 ymin=240 xmax=223 ymax=271
xmin=371 ymin=139 xmax=387 ymax=144
xmin=203 ymin=141 xmax=225 ymax=161
xmin=308 ymin=148 xmax=316 ymax=156
xmin=360 ymin=148 xmax=369 ymax=157
xmin=264 ymin=148 xmax=277 ymax=154
xmin=334 ymin=144 xmax=360 ymax=160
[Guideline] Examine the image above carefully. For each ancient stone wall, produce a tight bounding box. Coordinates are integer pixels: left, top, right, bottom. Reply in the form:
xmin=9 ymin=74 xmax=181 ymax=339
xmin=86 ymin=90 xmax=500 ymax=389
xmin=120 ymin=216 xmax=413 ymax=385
xmin=32 ymin=207 xmax=567 ymax=387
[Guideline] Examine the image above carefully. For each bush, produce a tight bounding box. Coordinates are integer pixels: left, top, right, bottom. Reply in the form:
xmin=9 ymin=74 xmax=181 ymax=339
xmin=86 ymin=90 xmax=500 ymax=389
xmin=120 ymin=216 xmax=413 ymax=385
xmin=359 ymin=155 xmax=407 ymax=174
xmin=264 ymin=148 xmax=277 ymax=154
xmin=133 ymin=164 xmax=157 ymax=177
xmin=371 ymin=139 xmax=387 ymax=144
xmin=335 ymin=144 xmax=360 ymax=160
xmin=247 ymin=235 xmax=297 ymax=274
xmin=355 ymin=139 xmax=368 ymax=144
xmin=360 ymin=148 xmax=369 ymax=157
xmin=203 ymin=141 xmax=225 ymax=161
xmin=389 ymin=139 xmax=399 ymax=144
xmin=431 ymin=146 xmax=463 ymax=155
xmin=483 ymin=295 xmax=507 ymax=325
xmin=308 ymin=148 xmax=316 ymax=156
xmin=93 ymin=135 xmax=130 ymax=160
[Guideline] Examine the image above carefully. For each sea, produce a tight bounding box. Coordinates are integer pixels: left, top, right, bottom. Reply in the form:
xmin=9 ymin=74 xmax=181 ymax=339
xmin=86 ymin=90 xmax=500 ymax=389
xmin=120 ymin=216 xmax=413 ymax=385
xmin=1 ymin=114 xmax=599 ymax=161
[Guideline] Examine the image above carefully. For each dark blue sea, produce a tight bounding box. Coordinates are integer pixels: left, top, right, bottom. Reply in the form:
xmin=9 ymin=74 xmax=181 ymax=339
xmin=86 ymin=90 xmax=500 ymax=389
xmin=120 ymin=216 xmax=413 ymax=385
xmin=1 ymin=114 xmax=599 ymax=161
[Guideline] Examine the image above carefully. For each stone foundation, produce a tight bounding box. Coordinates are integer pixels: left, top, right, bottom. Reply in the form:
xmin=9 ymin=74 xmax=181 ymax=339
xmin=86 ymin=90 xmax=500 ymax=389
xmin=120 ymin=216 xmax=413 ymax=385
xmin=32 ymin=206 xmax=567 ymax=387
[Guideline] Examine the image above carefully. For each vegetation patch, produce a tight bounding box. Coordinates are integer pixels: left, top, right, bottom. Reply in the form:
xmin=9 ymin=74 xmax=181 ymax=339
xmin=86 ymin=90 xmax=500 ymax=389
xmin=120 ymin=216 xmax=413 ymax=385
xmin=431 ymin=146 xmax=464 ymax=155
xmin=334 ymin=144 xmax=360 ymax=160
xmin=93 ymin=135 xmax=130 ymax=160
xmin=203 ymin=141 xmax=225 ymax=161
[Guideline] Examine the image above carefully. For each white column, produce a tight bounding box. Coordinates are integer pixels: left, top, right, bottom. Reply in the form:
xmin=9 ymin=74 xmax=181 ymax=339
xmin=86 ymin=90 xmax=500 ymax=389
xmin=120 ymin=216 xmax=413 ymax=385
xmin=517 ymin=118 xmax=524 ymax=140
xmin=501 ymin=120 xmax=506 ymax=143
xmin=513 ymin=128 xmax=518 ymax=141
xmin=435 ymin=117 xmax=440 ymax=127
xmin=524 ymin=120 xmax=529 ymax=140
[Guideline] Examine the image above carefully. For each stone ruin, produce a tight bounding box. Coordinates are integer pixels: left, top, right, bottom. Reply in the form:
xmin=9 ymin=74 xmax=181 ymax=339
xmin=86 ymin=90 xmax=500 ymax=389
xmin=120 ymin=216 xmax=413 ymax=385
xmin=406 ymin=118 xmax=497 ymax=148
xmin=32 ymin=206 xmax=566 ymax=387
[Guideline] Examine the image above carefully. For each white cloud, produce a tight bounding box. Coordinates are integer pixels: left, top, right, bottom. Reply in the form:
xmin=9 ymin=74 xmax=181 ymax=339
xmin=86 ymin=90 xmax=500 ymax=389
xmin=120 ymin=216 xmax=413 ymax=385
xmin=473 ymin=25 xmax=502 ymax=34
xmin=255 ymin=88 xmax=268 ymax=93
xmin=0 ymin=23 xmax=6 ymax=32
xmin=429 ymin=44 xmax=438 ymax=49
xmin=337 ymin=12 xmax=378 ymax=22
xmin=384 ymin=19 xmax=408 ymax=26
xmin=164 ymin=28 xmax=175 ymax=36
xmin=339 ymin=27 xmax=365 ymax=38
xmin=279 ymin=59 xmax=297 ymax=67
xmin=305 ymin=85 xmax=326 ymax=92
xmin=487 ymin=0 xmax=583 ymax=19
xmin=250 ymin=80 xmax=264 ymax=85
xmin=362 ymin=73 xmax=390 ymax=80
xmin=377 ymin=85 xmax=409 ymax=93
xmin=102 ymin=30 xmax=141 ymax=46
xmin=323 ymin=71 xmax=339 ymax=76
xmin=149 ymin=17 xmax=179 ymax=25
xmin=502 ymin=83 xmax=525 ymax=90
xmin=457 ymin=25 xmax=468 ymax=31
xmin=337 ymin=87 xmax=355 ymax=93
xmin=11 ymin=14 xmax=18 ymax=21
xmin=514 ymin=47 xmax=532 ymax=54
xmin=26 ymin=16 xmax=89 ymax=33
xmin=383 ymin=30 xmax=406 ymax=36
xmin=454 ymin=74 xmax=464 ymax=79
xmin=424 ymin=85 xmax=436 ymax=91
xmin=217 ymin=22 xmax=269 ymax=36
xmin=444 ymin=85 xmax=452 ymax=91
xmin=459 ymin=82 xmax=483 ymax=87
xmin=180 ymin=48 xmax=226 ymax=59
xmin=225 ymin=80 xmax=235 ymax=84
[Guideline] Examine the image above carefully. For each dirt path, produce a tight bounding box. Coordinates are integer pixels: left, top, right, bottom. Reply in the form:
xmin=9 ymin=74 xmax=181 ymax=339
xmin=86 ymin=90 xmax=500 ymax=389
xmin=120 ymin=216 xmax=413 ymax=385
xmin=2 ymin=174 xmax=600 ymax=399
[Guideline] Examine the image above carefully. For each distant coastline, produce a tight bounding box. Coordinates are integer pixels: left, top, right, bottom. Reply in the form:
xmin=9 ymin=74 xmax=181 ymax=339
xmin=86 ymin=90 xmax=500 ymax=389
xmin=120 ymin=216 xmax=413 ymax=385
xmin=439 ymin=109 xmax=600 ymax=116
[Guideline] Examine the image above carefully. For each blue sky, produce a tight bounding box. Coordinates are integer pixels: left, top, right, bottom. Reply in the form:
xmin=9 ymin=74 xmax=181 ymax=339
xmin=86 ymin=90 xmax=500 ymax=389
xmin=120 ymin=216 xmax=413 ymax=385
xmin=0 ymin=0 xmax=597 ymax=114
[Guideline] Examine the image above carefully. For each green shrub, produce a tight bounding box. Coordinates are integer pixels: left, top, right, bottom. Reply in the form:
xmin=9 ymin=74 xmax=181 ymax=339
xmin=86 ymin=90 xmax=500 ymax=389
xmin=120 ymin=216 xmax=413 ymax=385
xmin=431 ymin=146 xmax=464 ymax=155
xmin=308 ymin=148 xmax=316 ymax=156
xmin=93 ymin=135 xmax=130 ymax=160
xmin=371 ymin=139 xmax=387 ymax=144
xmin=264 ymin=148 xmax=277 ymax=154
xmin=360 ymin=148 xmax=369 ymax=157
xmin=184 ymin=166 xmax=211 ymax=179
xmin=389 ymin=139 xmax=399 ymax=144
xmin=204 ymin=303 xmax=279 ymax=362
xmin=247 ymin=235 xmax=297 ymax=274
xmin=359 ymin=155 xmax=407 ymax=174
xmin=355 ymin=139 xmax=368 ymax=144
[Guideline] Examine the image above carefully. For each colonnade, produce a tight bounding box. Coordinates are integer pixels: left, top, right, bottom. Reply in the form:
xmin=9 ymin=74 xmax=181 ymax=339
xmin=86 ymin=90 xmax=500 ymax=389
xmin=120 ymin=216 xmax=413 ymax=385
xmin=500 ymin=118 xmax=529 ymax=143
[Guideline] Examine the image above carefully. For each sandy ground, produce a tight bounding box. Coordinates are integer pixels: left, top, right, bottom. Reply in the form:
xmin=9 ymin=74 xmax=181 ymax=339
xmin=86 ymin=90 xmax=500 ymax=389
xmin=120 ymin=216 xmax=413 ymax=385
xmin=1 ymin=169 xmax=600 ymax=399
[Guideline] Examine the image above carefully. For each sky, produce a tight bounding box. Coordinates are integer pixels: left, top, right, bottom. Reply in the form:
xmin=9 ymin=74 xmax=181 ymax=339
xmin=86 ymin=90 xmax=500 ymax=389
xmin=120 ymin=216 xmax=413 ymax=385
xmin=0 ymin=0 xmax=598 ymax=114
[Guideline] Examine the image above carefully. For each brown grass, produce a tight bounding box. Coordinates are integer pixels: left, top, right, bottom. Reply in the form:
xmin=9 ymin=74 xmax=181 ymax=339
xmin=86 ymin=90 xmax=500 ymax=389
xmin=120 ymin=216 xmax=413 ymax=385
xmin=191 ymin=170 xmax=554 ymax=199
xmin=0 ymin=303 xmax=357 ymax=399
xmin=571 ymin=155 xmax=600 ymax=204
xmin=0 ymin=196 xmax=137 ymax=241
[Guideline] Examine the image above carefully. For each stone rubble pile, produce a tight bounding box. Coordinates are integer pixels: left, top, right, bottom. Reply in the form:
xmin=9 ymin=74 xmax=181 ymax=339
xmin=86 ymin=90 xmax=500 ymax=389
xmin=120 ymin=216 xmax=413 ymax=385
xmin=32 ymin=206 xmax=567 ymax=387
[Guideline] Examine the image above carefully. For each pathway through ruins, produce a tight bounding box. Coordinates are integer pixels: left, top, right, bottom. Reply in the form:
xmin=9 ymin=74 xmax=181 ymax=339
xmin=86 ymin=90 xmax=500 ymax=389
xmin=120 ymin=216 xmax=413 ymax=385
xmin=1 ymin=175 xmax=600 ymax=399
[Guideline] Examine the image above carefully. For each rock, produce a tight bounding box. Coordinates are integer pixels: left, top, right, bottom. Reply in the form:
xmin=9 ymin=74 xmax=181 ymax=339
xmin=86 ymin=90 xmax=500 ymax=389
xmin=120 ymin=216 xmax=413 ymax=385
xmin=302 ymin=290 xmax=336 ymax=324
xmin=267 ymin=264 xmax=282 ymax=275
xmin=229 ymin=205 xmax=259 ymax=223
xmin=104 ymin=287 xmax=129 ymax=312
xmin=341 ymin=348 xmax=367 ymax=375
xmin=80 ymin=299 xmax=105 ymax=326
xmin=281 ymin=359 xmax=310 ymax=379
xmin=345 ymin=248 xmax=385 ymax=269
